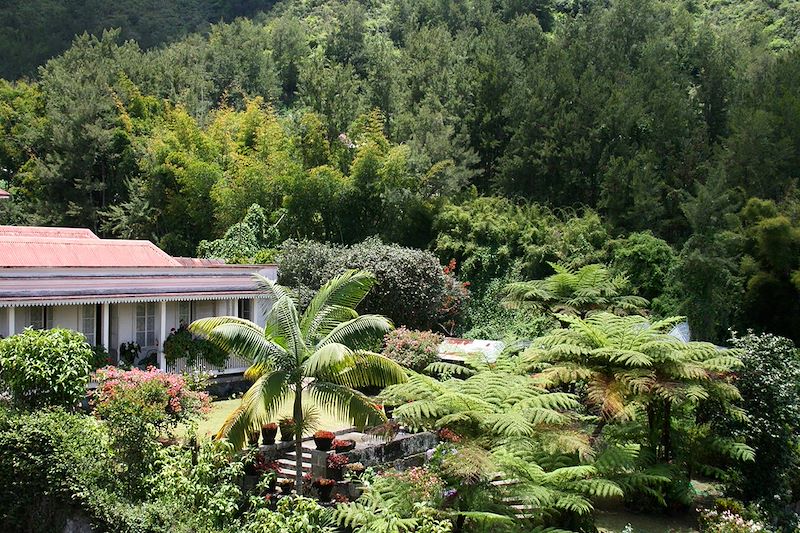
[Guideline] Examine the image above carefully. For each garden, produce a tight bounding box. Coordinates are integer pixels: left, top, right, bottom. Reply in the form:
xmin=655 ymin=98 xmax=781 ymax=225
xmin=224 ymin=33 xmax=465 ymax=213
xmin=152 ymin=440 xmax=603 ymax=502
xmin=1 ymin=261 xmax=800 ymax=533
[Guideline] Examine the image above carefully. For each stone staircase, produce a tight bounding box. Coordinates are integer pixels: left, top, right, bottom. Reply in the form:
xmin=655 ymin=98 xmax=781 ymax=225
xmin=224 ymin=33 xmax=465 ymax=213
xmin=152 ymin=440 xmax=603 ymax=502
xmin=276 ymin=447 xmax=313 ymax=483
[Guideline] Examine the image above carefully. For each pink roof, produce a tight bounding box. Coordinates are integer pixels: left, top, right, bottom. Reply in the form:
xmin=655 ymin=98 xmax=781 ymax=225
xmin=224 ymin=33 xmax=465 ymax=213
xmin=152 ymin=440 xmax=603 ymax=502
xmin=0 ymin=235 xmax=182 ymax=268
xmin=0 ymin=225 xmax=99 ymax=239
xmin=0 ymin=189 xmax=9 ymax=199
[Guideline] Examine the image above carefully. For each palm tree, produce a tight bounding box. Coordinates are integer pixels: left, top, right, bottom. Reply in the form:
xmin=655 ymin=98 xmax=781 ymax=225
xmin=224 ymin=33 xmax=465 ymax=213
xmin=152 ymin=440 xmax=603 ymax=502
xmin=502 ymin=263 xmax=649 ymax=318
xmin=190 ymin=269 xmax=407 ymax=491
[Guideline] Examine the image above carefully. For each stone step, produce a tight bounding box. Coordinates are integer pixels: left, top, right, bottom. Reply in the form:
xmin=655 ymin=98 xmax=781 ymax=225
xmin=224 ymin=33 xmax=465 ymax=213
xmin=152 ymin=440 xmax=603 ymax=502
xmin=284 ymin=451 xmax=313 ymax=460
xmin=277 ymin=457 xmax=312 ymax=470
xmin=278 ymin=467 xmax=305 ymax=477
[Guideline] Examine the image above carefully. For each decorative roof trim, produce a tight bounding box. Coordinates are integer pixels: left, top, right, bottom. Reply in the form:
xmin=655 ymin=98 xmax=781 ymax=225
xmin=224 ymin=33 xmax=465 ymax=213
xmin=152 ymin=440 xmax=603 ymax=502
xmin=0 ymin=292 xmax=272 ymax=308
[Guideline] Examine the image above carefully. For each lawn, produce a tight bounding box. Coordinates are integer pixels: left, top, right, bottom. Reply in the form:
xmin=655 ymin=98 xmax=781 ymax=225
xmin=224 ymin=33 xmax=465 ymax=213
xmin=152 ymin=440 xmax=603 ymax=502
xmin=186 ymin=398 xmax=354 ymax=441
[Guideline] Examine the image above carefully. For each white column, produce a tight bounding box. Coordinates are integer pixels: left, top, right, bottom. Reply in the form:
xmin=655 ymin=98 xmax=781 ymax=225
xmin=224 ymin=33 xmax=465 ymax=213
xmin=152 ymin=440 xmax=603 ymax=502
xmin=231 ymin=298 xmax=239 ymax=318
xmin=158 ymin=301 xmax=167 ymax=372
xmin=101 ymin=303 xmax=110 ymax=352
xmin=7 ymin=306 xmax=14 ymax=336
xmin=252 ymin=298 xmax=260 ymax=326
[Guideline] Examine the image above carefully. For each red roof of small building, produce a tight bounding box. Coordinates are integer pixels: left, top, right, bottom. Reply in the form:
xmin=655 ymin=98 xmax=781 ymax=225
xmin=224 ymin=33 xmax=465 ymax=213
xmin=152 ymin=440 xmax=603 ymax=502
xmin=0 ymin=234 xmax=182 ymax=268
xmin=0 ymin=225 xmax=99 ymax=239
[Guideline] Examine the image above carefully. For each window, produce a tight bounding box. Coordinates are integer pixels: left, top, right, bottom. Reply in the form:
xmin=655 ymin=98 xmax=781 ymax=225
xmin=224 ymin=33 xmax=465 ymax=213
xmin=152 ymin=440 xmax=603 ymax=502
xmin=28 ymin=307 xmax=52 ymax=330
xmin=136 ymin=302 xmax=156 ymax=347
xmin=178 ymin=301 xmax=193 ymax=327
xmin=81 ymin=305 xmax=96 ymax=345
xmin=238 ymin=299 xmax=252 ymax=321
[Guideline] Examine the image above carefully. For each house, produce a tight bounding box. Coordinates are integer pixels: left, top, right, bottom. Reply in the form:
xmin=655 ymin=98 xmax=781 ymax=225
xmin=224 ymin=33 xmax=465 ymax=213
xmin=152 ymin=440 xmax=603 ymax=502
xmin=0 ymin=225 xmax=276 ymax=374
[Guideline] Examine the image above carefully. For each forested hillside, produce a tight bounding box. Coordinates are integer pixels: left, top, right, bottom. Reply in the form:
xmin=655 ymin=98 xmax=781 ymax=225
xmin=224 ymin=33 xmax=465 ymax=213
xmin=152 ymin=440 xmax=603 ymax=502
xmin=0 ymin=0 xmax=277 ymax=79
xmin=1 ymin=0 xmax=799 ymax=343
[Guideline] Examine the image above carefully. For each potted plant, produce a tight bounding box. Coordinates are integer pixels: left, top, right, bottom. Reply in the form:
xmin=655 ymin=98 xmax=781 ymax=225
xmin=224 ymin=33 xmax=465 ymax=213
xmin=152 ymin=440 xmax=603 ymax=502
xmin=278 ymin=477 xmax=295 ymax=494
xmin=313 ymin=477 xmax=336 ymax=502
xmin=248 ymin=430 xmax=260 ymax=447
xmin=261 ymin=422 xmax=278 ymax=445
xmin=327 ymin=453 xmax=349 ymax=481
xmin=279 ymin=417 xmax=295 ymax=442
xmin=313 ymin=430 xmax=336 ymax=451
xmin=344 ymin=461 xmax=365 ymax=480
xmin=332 ymin=438 xmax=356 ymax=452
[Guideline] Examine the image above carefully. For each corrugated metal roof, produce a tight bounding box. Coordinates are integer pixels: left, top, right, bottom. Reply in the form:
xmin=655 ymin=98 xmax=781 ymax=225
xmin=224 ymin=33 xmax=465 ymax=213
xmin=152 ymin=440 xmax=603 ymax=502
xmin=0 ymin=266 xmax=277 ymax=306
xmin=0 ymin=225 xmax=99 ymax=239
xmin=0 ymin=236 xmax=181 ymax=267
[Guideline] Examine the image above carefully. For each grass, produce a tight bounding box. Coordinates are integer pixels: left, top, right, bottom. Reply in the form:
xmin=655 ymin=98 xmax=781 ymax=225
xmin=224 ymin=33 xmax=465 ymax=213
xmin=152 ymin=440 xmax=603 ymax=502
xmin=186 ymin=398 xmax=353 ymax=441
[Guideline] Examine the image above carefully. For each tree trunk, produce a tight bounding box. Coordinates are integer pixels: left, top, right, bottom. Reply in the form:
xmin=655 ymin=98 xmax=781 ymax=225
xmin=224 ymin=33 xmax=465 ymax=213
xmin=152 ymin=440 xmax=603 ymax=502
xmin=661 ymin=400 xmax=672 ymax=462
xmin=294 ymin=383 xmax=304 ymax=493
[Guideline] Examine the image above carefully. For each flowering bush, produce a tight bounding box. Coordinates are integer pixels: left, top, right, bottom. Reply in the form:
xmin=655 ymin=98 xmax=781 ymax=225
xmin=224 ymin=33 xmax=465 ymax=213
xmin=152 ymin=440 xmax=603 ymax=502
xmin=382 ymin=327 xmax=444 ymax=372
xmin=314 ymin=430 xmax=335 ymax=439
xmin=313 ymin=477 xmax=335 ymax=487
xmin=92 ymin=366 xmax=210 ymax=431
xmin=698 ymin=508 xmax=771 ymax=533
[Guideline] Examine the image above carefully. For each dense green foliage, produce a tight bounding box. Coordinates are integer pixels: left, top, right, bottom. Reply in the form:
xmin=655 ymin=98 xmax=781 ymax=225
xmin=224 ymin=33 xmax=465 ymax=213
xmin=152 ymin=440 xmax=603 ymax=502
xmin=0 ymin=328 xmax=92 ymax=409
xmin=723 ymin=333 xmax=800 ymax=527
xmin=1 ymin=0 xmax=800 ymax=341
xmin=0 ymin=1 xmax=277 ymax=79
xmin=0 ymin=406 xmax=335 ymax=533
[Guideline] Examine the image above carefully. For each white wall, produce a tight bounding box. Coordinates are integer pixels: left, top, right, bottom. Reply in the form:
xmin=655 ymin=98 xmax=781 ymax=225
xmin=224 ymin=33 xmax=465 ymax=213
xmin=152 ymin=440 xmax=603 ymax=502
xmin=1 ymin=297 xmax=272 ymax=355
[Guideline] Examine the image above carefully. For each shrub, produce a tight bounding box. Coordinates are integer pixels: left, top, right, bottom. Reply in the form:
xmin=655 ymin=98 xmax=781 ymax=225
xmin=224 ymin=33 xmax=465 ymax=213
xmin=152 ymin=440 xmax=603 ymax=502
xmin=314 ymin=430 xmax=335 ymax=439
xmin=238 ymin=495 xmax=334 ymax=533
xmin=93 ymin=366 xmax=210 ymax=433
xmin=0 ymin=328 xmax=92 ymax=409
xmin=382 ymin=327 xmax=443 ymax=372
xmin=722 ymin=332 xmax=800 ymax=524
xmin=0 ymin=408 xmax=114 ymax=530
xmin=278 ymin=237 xmax=467 ymax=331
xmin=92 ymin=367 xmax=211 ymax=494
xmin=698 ymin=507 xmax=771 ymax=533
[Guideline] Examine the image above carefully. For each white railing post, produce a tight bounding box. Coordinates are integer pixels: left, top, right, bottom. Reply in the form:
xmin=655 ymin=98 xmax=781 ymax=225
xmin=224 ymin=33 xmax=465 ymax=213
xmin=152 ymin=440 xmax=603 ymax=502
xmin=7 ymin=306 xmax=14 ymax=336
xmin=158 ymin=301 xmax=167 ymax=372
xmin=101 ymin=303 xmax=110 ymax=352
